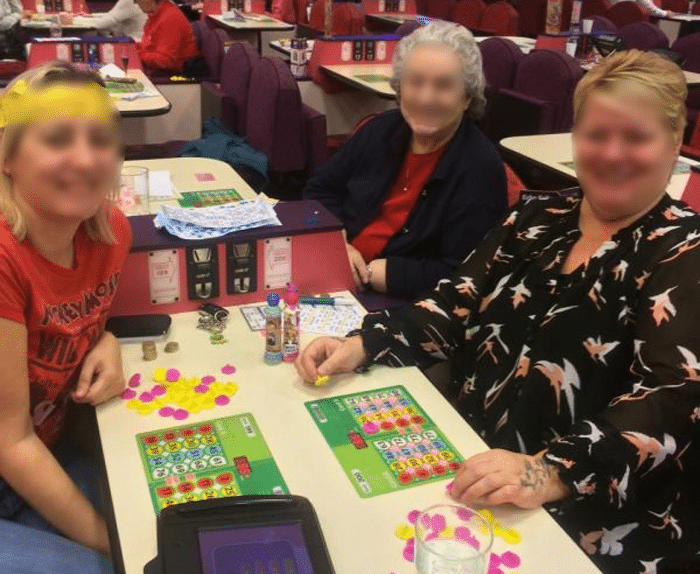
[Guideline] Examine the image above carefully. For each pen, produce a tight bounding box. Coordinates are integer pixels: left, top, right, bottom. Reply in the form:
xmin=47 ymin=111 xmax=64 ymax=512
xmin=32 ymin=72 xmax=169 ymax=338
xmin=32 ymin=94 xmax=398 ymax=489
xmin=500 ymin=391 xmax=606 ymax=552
xmin=299 ymin=296 xmax=356 ymax=306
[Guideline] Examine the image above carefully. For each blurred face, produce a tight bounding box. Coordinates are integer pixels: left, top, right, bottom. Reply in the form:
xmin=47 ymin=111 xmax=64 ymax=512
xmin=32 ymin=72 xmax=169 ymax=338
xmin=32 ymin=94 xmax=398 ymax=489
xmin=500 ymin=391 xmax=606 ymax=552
xmin=399 ymin=43 xmax=470 ymax=140
xmin=135 ymin=0 xmax=158 ymax=14
xmin=573 ymin=90 xmax=681 ymax=220
xmin=4 ymin=118 xmax=121 ymax=224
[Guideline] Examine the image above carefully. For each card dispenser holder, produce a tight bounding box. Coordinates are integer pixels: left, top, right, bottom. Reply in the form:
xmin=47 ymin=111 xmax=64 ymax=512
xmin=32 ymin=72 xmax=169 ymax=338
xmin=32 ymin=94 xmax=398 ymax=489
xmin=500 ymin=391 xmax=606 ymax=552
xmin=227 ymin=241 xmax=257 ymax=294
xmin=186 ymin=246 xmax=220 ymax=300
xmin=353 ymin=40 xmax=363 ymax=61
xmin=365 ymin=40 xmax=375 ymax=61
xmin=71 ymin=42 xmax=84 ymax=63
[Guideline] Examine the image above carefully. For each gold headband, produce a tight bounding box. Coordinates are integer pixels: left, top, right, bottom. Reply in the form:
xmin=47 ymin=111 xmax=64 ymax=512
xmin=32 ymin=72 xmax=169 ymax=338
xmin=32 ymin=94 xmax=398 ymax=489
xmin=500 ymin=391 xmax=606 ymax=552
xmin=0 ymin=80 xmax=117 ymax=128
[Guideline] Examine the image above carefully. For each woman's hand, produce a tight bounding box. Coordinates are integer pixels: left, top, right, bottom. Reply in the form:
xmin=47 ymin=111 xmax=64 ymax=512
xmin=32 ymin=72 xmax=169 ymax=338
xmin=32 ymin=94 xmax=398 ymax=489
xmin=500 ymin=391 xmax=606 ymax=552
xmin=295 ymin=336 xmax=367 ymax=383
xmin=449 ymin=449 xmax=570 ymax=509
xmin=72 ymin=332 xmax=125 ymax=406
xmin=368 ymin=259 xmax=387 ymax=293
xmin=346 ymin=243 xmax=370 ymax=290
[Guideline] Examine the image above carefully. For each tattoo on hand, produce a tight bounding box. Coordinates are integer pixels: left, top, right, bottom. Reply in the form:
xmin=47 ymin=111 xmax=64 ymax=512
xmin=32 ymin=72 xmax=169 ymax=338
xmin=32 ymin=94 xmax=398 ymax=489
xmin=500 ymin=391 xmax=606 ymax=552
xmin=520 ymin=458 xmax=552 ymax=489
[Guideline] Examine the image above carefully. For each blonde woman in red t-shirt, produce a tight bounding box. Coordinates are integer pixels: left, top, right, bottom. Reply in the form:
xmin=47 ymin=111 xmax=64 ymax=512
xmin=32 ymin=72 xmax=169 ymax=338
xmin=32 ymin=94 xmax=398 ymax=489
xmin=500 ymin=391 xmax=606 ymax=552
xmin=0 ymin=62 xmax=132 ymax=574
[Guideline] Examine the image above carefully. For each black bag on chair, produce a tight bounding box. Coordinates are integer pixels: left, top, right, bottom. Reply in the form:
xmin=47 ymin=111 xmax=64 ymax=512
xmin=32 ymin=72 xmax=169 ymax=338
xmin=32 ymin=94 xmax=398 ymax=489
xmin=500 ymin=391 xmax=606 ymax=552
xmin=182 ymin=55 xmax=210 ymax=79
xmin=0 ymin=23 xmax=25 ymax=60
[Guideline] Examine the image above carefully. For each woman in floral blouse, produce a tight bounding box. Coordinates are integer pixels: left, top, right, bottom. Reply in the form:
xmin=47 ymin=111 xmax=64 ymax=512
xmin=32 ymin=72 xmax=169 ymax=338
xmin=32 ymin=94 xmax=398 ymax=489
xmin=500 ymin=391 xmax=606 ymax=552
xmin=297 ymin=50 xmax=700 ymax=574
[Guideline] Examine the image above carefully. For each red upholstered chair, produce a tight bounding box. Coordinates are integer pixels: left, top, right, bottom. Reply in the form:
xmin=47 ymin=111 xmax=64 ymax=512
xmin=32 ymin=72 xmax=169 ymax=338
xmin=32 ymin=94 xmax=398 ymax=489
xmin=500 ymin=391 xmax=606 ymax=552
xmin=693 ymin=1 xmax=700 ymax=13
xmin=450 ymin=0 xmax=486 ymax=29
xmin=309 ymin=0 xmax=363 ymax=34
xmin=581 ymin=0 xmax=612 ymax=17
xmin=479 ymin=37 xmax=524 ymax=90
xmin=604 ymin=1 xmax=648 ymax=28
xmin=663 ymin=0 xmax=689 ymax=11
xmin=517 ymin=0 xmax=547 ymax=37
xmin=277 ymin=0 xmax=309 ymax=24
xmin=424 ymin=0 xmax=454 ymax=19
xmin=416 ymin=0 xmax=428 ymax=13
xmin=681 ymin=117 xmax=700 ymax=159
xmin=480 ymin=1 xmax=519 ymax=35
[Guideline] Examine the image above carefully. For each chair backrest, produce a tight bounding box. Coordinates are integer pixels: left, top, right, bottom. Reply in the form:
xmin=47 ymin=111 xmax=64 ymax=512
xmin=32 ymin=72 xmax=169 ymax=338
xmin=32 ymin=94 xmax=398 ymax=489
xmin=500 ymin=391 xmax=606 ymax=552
xmin=480 ymin=1 xmax=519 ymax=35
xmin=191 ymin=19 xmax=208 ymax=50
xmin=201 ymin=26 xmax=227 ymax=82
xmin=618 ymin=21 xmax=669 ymax=50
xmin=589 ymin=14 xmax=617 ymax=33
xmin=505 ymin=163 xmax=525 ymax=207
xmin=604 ymin=0 xmax=648 ymax=28
xmin=517 ymin=0 xmax=547 ymax=36
xmin=663 ymin=0 xmax=688 ymax=11
xmin=395 ymin=19 xmax=423 ymax=36
xmin=512 ymin=49 xmax=584 ymax=131
xmin=450 ymin=0 xmax=487 ymax=29
xmin=693 ymin=1 xmax=700 ymax=13
xmin=309 ymin=0 xmax=363 ymax=34
xmin=671 ymin=31 xmax=700 ymax=72
xmin=479 ymin=37 xmax=524 ymax=90
xmin=246 ymin=56 xmax=306 ymax=172
xmin=220 ymin=41 xmax=261 ymax=134
xmin=581 ymin=0 xmax=612 ymax=17
xmin=277 ymin=0 xmax=308 ymax=23
xmin=424 ymin=0 xmax=453 ymax=19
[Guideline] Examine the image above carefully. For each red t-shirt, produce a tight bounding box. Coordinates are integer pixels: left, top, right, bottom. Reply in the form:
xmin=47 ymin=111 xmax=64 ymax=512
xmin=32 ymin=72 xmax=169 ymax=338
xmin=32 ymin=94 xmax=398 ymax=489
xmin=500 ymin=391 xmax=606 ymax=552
xmin=352 ymin=143 xmax=447 ymax=262
xmin=0 ymin=209 xmax=131 ymax=448
xmin=138 ymin=0 xmax=200 ymax=73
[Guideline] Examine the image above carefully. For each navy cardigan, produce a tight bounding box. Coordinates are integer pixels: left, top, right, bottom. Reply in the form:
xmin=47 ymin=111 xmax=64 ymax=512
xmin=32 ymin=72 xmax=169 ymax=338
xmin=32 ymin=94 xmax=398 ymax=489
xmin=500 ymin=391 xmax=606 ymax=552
xmin=303 ymin=109 xmax=508 ymax=299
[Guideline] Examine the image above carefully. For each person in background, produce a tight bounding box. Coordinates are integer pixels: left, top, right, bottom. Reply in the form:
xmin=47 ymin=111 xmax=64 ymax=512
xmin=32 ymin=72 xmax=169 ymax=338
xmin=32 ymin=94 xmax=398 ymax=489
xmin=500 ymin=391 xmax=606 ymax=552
xmin=90 ymin=0 xmax=146 ymax=41
xmin=135 ymin=0 xmax=199 ymax=74
xmin=303 ymin=22 xmax=507 ymax=301
xmin=0 ymin=61 xmax=131 ymax=574
xmin=0 ymin=0 xmax=22 ymax=59
xmin=297 ymin=50 xmax=700 ymax=573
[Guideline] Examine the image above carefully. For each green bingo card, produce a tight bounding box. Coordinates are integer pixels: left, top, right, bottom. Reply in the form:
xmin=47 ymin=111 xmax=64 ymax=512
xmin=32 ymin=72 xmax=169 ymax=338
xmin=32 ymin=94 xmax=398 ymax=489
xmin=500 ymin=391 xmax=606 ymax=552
xmin=306 ymin=386 xmax=464 ymax=498
xmin=177 ymin=189 xmax=243 ymax=207
xmin=136 ymin=413 xmax=288 ymax=514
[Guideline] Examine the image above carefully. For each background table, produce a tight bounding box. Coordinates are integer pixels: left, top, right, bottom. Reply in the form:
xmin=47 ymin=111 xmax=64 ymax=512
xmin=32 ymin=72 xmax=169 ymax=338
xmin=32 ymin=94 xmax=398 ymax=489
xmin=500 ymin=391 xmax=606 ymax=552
xmin=113 ymin=69 xmax=171 ymax=117
xmin=321 ymin=63 xmax=395 ymax=98
xmin=207 ymin=13 xmax=294 ymax=51
xmin=120 ymin=156 xmax=258 ymax=216
xmin=20 ymin=12 xmax=108 ymax=32
xmin=500 ymin=132 xmax=699 ymax=200
xmin=97 ymin=294 xmax=603 ymax=574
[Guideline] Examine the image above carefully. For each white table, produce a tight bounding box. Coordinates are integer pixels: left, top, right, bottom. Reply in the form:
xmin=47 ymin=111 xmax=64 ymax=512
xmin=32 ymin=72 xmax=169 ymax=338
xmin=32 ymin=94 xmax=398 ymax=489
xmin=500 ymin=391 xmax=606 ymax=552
xmin=207 ymin=13 xmax=294 ymax=51
xmin=657 ymin=12 xmax=700 ymax=43
xmin=96 ymin=293 xmax=602 ymax=574
xmin=21 ymin=12 xmax=108 ymax=31
xmin=500 ymin=132 xmax=699 ymax=200
xmin=112 ymin=69 xmax=171 ymax=118
xmin=321 ymin=62 xmax=396 ymax=99
xmin=120 ymin=157 xmax=258 ymax=216
xmin=269 ymin=38 xmax=314 ymax=58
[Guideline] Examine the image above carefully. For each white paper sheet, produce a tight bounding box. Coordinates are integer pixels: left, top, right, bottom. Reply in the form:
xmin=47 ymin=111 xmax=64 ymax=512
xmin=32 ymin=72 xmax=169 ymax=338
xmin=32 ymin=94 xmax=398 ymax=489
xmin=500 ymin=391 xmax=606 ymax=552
xmin=148 ymin=170 xmax=174 ymax=198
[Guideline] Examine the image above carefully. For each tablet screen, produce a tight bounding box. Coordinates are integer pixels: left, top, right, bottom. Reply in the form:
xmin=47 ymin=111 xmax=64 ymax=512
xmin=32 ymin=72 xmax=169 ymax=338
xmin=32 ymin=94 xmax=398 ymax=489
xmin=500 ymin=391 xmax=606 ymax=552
xmin=198 ymin=522 xmax=315 ymax=574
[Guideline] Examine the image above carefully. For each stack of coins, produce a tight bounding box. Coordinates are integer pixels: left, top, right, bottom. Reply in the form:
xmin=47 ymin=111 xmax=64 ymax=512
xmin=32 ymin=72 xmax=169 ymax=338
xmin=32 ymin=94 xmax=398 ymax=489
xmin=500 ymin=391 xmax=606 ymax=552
xmin=164 ymin=341 xmax=179 ymax=354
xmin=142 ymin=341 xmax=157 ymax=361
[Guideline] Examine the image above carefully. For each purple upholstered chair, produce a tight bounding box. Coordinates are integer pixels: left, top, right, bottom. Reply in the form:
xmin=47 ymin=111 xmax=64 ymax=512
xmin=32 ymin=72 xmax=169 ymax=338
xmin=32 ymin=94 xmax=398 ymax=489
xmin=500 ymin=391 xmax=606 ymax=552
xmin=246 ymin=57 xmax=327 ymax=191
xmin=589 ymin=15 xmax=617 ymax=33
xmin=672 ymin=32 xmax=700 ymax=120
xmin=604 ymin=1 xmax=648 ymax=28
xmin=497 ymin=49 xmax=583 ymax=136
xmin=618 ymin=21 xmax=669 ymax=50
xmin=395 ymin=20 xmax=423 ymax=36
xmin=200 ymin=27 xmax=228 ymax=82
xmin=191 ymin=19 xmax=207 ymax=50
xmin=479 ymin=37 xmax=525 ymax=90
xmin=201 ymin=41 xmax=260 ymax=136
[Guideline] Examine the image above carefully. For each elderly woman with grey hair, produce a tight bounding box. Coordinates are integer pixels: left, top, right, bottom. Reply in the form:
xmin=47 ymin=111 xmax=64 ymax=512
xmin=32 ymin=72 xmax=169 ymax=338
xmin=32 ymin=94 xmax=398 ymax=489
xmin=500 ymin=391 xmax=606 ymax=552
xmin=303 ymin=22 xmax=507 ymax=301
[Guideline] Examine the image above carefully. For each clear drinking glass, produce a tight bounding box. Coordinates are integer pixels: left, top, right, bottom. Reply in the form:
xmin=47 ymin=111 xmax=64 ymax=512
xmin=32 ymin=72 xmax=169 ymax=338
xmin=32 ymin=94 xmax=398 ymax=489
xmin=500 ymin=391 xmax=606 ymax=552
xmin=120 ymin=166 xmax=149 ymax=215
xmin=415 ymin=504 xmax=494 ymax=574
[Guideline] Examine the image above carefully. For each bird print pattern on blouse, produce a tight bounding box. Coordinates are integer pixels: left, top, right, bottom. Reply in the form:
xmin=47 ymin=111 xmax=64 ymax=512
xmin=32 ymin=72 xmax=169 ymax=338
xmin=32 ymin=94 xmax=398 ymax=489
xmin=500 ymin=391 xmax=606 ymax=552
xmin=359 ymin=192 xmax=700 ymax=574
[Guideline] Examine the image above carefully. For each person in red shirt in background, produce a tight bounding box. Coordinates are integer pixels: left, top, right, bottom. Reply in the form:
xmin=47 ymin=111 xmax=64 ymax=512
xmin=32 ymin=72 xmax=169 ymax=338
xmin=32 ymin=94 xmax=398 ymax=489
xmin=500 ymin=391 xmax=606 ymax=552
xmin=135 ymin=0 xmax=200 ymax=74
xmin=0 ymin=61 xmax=131 ymax=574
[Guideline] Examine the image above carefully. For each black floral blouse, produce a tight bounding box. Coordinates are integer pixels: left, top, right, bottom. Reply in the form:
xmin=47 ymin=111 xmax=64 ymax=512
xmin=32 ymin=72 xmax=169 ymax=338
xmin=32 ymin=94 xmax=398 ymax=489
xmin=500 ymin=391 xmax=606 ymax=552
xmin=360 ymin=191 xmax=700 ymax=574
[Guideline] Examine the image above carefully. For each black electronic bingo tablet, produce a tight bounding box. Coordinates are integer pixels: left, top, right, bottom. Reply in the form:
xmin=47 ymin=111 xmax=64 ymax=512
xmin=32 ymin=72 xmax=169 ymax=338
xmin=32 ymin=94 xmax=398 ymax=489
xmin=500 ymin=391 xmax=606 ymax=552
xmin=144 ymin=496 xmax=336 ymax=574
